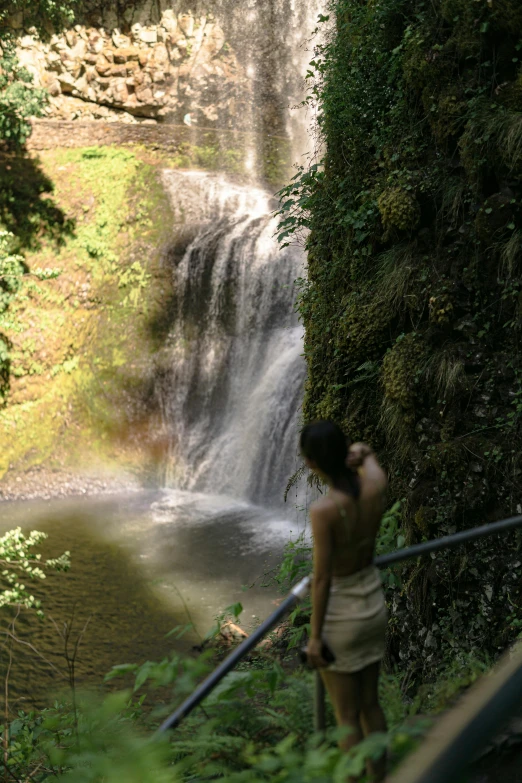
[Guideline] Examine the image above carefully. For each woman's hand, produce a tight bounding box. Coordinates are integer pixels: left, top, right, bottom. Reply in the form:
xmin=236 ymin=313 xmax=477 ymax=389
xmin=347 ymin=442 xmax=373 ymax=469
xmin=306 ymin=638 xmax=328 ymax=669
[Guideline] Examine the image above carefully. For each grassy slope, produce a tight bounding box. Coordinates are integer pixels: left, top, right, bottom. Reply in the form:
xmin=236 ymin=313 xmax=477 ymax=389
xmin=0 ymin=145 xmax=174 ymax=478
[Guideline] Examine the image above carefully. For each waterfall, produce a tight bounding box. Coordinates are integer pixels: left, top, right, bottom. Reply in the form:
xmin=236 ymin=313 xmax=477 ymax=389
xmin=153 ymin=0 xmax=323 ymax=512
xmin=157 ymin=171 xmax=305 ymax=507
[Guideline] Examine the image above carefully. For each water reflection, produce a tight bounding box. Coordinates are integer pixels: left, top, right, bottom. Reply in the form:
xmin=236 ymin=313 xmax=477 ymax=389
xmin=0 ymin=490 xmax=303 ymax=708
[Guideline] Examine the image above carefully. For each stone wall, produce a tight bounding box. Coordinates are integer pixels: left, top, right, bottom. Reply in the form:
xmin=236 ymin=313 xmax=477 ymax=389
xmin=27 ymin=118 xmax=251 ymax=152
xmin=16 ymin=9 xmax=250 ymax=126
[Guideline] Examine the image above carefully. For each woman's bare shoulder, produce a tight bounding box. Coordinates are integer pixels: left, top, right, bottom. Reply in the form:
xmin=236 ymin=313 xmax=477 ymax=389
xmin=311 ymin=493 xmax=354 ymax=522
xmin=310 ymin=496 xmax=342 ymax=522
xmin=310 ymin=496 xmax=332 ymax=515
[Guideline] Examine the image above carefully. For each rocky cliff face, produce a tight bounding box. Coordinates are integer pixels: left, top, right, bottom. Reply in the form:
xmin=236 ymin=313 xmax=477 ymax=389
xmin=16 ymin=10 xmax=249 ymax=126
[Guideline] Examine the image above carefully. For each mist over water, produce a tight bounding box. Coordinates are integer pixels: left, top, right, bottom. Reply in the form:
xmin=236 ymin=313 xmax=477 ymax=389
xmin=207 ymin=0 xmax=322 ymax=157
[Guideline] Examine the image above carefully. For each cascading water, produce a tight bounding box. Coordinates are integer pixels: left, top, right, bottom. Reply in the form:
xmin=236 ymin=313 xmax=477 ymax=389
xmin=151 ymin=0 xmax=323 ymax=528
xmin=157 ymin=171 xmax=306 ymax=506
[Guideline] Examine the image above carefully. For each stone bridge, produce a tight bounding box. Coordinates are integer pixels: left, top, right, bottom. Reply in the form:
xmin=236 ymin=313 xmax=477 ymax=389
xmin=28 ymin=118 xmax=252 ymax=151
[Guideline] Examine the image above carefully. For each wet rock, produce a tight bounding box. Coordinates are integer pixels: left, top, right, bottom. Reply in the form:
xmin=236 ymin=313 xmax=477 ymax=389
xmin=138 ymin=49 xmax=150 ymax=67
xmin=113 ymin=47 xmax=140 ymax=63
xmin=48 ymin=78 xmax=61 ymax=97
xmin=139 ymin=28 xmax=158 ymax=45
xmin=65 ymin=30 xmax=78 ymax=49
xmin=136 ymin=86 xmax=153 ymax=103
xmin=95 ymin=55 xmax=112 ymax=75
xmin=178 ymin=14 xmax=195 ymax=38
xmin=110 ymin=64 xmax=127 ymax=78
xmin=112 ymin=81 xmax=129 ymax=102
xmin=219 ymin=621 xmax=248 ymax=644
xmin=112 ymin=31 xmax=131 ymax=48
xmin=161 ymin=11 xmax=178 ymax=34
xmin=88 ymin=33 xmax=105 ymax=55
xmin=58 ymin=73 xmax=76 ymax=93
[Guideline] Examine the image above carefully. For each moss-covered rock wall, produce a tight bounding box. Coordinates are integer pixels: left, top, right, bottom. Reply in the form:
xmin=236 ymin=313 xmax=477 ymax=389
xmin=285 ymin=0 xmax=522 ymax=675
xmin=0 ymin=145 xmax=175 ymax=480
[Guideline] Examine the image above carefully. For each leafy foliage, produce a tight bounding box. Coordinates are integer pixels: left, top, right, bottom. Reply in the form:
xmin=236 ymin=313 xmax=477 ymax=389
xmin=0 ymin=642 xmax=429 ymax=782
xmin=0 ymin=156 xmax=73 ymax=250
xmin=0 ymin=0 xmax=76 ymax=403
xmin=0 ymin=159 xmax=73 ymax=404
xmin=0 ymin=231 xmax=24 ymax=398
xmin=0 ymin=526 xmax=69 ymax=616
xmin=278 ymin=0 xmax=522 ymax=678
xmin=0 ymin=692 xmax=176 ymax=783
xmin=0 ymin=41 xmax=48 ymax=148
xmin=0 ymin=1 xmax=78 ymax=149
xmin=0 ymin=566 xmax=492 ymax=783
xmin=0 ymin=1 xmax=76 ymax=34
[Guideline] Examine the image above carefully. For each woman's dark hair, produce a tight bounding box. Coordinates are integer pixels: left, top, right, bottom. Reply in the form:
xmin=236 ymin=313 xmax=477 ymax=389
xmin=300 ymin=420 xmax=360 ymax=499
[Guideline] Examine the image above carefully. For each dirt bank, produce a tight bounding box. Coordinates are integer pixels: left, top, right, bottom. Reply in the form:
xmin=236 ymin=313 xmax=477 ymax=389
xmin=0 ymin=465 xmax=142 ymax=502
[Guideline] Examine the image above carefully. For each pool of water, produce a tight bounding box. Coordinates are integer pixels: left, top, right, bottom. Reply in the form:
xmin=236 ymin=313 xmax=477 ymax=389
xmin=0 ymin=490 xmax=307 ymax=709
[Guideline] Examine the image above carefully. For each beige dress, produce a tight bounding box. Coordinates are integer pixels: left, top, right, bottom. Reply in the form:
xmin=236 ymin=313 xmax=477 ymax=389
xmin=322 ymin=565 xmax=388 ymax=673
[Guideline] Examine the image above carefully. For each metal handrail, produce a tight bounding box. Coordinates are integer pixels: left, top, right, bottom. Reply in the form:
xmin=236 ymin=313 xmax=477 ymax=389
xmin=374 ymin=514 xmax=522 ymax=568
xmin=158 ymin=513 xmax=522 ymax=733
xmin=157 ymin=574 xmax=310 ymax=732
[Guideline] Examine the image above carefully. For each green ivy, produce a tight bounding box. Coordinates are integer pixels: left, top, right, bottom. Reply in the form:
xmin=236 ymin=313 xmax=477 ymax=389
xmin=279 ymin=0 xmax=522 ymax=680
xmin=0 ymin=2 xmax=79 ymax=149
xmin=0 ymin=231 xmax=25 ymax=399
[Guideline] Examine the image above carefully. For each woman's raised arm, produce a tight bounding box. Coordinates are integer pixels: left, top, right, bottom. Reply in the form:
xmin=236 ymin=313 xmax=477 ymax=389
xmin=347 ymin=443 xmax=387 ymax=492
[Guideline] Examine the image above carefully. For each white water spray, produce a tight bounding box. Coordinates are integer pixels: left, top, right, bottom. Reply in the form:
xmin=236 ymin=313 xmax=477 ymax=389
xmin=156 ymin=0 xmax=323 ymax=510
xmin=158 ymin=171 xmax=305 ymax=506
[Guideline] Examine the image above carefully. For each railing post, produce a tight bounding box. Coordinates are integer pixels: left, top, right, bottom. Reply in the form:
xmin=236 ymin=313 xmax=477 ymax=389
xmin=314 ymin=671 xmax=326 ymax=731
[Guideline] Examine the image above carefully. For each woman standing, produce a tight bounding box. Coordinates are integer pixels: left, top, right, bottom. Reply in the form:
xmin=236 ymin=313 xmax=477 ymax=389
xmin=301 ymin=421 xmax=388 ymax=782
